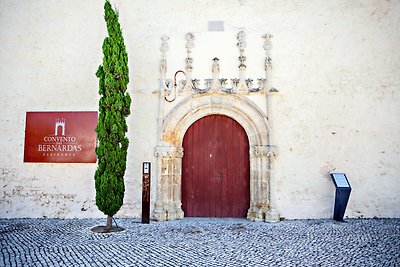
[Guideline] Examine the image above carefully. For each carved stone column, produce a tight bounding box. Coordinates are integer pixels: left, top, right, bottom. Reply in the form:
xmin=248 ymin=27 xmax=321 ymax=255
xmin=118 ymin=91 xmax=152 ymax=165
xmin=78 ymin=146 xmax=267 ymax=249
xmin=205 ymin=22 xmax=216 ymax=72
xmin=247 ymin=145 xmax=279 ymax=222
xmin=247 ymin=145 xmax=269 ymax=221
xmin=153 ymin=146 xmax=184 ymax=221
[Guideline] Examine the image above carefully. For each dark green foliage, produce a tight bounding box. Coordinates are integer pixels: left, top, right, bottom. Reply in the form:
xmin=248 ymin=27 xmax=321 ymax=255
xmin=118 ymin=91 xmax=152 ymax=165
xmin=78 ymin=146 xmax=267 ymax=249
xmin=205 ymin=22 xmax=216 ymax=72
xmin=95 ymin=0 xmax=131 ymax=218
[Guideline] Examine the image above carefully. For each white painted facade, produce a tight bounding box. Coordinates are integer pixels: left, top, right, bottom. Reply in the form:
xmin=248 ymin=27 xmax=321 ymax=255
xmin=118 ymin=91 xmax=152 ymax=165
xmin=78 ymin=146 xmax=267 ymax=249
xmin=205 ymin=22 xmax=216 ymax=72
xmin=0 ymin=0 xmax=399 ymax=219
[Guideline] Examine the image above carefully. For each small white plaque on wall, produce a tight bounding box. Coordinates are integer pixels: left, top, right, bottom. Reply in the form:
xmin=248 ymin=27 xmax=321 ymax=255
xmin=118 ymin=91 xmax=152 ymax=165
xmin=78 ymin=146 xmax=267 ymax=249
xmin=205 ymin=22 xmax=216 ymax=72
xmin=208 ymin=21 xmax=224 ymax=31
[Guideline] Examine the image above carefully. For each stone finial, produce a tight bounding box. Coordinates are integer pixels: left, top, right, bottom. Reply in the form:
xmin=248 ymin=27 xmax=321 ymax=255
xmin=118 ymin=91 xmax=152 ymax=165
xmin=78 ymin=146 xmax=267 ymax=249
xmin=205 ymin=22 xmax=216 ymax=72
xmin=160 ymin=35 xmax=169 ymax=75
xmin=237 ymin=31 xmax=247 ymax=54
xmin=185 ymin=33 xmax=195 ymax=72
xmin=160 ymin=35 xmax=169 ymax=57
xmin=185 ymin=33 xmax=195 ymax=54
xmin=262 ymin=34 xmax=273 ymax=51
xmin=263 ymin=34 xmax=273 ymax=71
xmin=212 ymin=57 xmax=220 ymax=75
xmin=237 ymin=31 xmax=247 ymax=69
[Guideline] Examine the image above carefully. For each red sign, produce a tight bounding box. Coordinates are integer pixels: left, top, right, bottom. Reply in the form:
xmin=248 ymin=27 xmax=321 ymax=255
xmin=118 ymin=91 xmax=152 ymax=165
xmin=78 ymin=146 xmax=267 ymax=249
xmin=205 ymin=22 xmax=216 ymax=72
xmin=24 ymin=112 xmax=98 ymax=163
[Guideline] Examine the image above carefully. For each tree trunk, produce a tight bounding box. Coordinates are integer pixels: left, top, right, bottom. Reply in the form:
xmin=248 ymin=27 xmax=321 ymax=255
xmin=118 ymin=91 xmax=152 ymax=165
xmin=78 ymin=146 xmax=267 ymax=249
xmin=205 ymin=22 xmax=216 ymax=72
xmin=106 ymin=215 xmax=113 ymax=231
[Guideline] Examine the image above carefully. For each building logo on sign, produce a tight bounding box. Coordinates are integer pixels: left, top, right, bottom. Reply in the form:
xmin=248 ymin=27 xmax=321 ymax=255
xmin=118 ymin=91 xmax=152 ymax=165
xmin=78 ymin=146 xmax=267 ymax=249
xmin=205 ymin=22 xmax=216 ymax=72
xmin=24 ymin=112 xmax=98 ymax=163
xmin=55 ymin=118 xmax=66 ymax=136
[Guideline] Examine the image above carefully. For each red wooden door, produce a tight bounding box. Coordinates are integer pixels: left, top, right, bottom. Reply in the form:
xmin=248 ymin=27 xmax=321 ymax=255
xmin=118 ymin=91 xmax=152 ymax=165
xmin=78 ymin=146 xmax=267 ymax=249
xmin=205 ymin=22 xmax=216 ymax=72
xmin=182 ymin=115 xmax=250 ymax=217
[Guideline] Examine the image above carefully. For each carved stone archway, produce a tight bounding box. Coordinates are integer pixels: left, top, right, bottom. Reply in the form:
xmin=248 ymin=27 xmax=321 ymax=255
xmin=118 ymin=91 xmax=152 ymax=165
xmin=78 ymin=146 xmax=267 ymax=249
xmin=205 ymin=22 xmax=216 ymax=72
xmin=153 ymin=93 xmax=279 ymax=222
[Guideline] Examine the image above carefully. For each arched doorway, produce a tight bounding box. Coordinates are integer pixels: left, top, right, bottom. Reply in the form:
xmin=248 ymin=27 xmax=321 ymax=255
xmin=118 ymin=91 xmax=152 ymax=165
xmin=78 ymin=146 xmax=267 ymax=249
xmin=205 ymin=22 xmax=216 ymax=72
xmin=182 ymin=115 xmax=250 ymax=217
xmin=153 ymin=93 xmax=279 ymax=222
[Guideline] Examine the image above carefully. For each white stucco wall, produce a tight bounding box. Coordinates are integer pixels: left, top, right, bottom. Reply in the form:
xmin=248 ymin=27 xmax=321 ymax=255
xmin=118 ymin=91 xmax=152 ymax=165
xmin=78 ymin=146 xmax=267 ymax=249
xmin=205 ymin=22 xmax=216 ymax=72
xmin=0 ymin=0 xmax=399 ymax=219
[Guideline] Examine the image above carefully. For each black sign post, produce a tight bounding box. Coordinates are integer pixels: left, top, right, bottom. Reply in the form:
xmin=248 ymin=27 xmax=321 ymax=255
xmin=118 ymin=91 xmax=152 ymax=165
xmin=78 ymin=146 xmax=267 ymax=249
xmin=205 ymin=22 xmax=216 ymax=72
xmin=330 ymin=172 xmax=351 ymax=221
xmin=142 ymin=162 xmax=151 ymax=224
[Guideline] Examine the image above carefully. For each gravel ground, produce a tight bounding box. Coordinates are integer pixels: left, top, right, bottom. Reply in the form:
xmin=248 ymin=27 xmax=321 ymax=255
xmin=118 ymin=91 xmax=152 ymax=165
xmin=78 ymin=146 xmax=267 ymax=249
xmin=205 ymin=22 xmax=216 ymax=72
xmin=0 ymin=218 xmax=399 ymax=266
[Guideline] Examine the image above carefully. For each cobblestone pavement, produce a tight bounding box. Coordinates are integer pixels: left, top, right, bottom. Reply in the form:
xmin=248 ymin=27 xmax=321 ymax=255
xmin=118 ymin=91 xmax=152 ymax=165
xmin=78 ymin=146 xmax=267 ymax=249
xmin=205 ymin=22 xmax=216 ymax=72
xmin=0 ymin=218 xmax=399 ymax=267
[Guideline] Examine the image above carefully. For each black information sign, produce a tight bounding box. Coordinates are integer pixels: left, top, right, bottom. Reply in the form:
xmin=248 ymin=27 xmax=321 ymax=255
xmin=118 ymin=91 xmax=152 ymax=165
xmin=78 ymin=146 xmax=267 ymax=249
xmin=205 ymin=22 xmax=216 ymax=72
xmin=330 ymin=172 xmax=351 ymax=221
xmin=142 ymin=162 xmax=151 ymax=224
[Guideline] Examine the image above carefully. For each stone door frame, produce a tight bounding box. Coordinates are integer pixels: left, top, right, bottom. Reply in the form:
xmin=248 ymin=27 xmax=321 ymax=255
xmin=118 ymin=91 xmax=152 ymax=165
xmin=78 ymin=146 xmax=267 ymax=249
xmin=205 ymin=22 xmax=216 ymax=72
xmin=153 ymin=93 xmax=279 ymax=222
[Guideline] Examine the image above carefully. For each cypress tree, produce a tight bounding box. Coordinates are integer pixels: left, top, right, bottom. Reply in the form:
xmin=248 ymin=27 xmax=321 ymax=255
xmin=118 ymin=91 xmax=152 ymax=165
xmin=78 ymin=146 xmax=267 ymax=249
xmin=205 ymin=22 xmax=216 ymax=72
xmin=95 ymin=0 xmax=131 ymax=231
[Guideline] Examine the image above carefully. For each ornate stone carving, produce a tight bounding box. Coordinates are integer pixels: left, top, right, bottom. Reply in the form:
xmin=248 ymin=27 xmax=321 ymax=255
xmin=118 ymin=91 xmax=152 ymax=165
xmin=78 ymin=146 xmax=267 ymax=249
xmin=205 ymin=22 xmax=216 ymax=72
xmin=251 ymin=145 xmax=278 ymax=158
xmin=185 ymin=33 xmax=195 ymax=63
xmin=262 ymin=33 xmax=273 ymax=71
xmin=159 ymin=35 xmax=169 ymax=77
xmin=184 ymin=33 xmax=194 ymax=80
xmin=160 ymin=31 xmax=276 ymax=99
xmin=155 ymin=146 xmax=184 ymax=158
xmin=262 ymin=33 xmax=277 ymax=92
xmin=251 ymin=145 xmax=268 ymax=158
xmin=159 ymin=35 xmax=176 ymax=102
xmin=177 ymin=33 xmax=195 ymax=93
xmin=185 ymin=57 xmax=193 ymax=72
xmin=237 ymin=30 xmax=247 ymax=70
xmin=153 ymin=145 xmax=185 ymax=221
xmin=212 ymin=57 xmax=220 ymax=75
